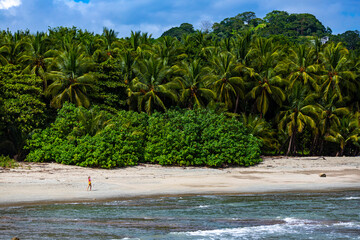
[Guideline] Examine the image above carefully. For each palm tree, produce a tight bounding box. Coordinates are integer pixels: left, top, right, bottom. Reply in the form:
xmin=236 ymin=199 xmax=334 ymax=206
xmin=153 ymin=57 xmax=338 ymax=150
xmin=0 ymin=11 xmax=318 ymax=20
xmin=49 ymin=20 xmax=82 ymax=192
xmin=278 ymin=83 xmax=319 ymax=155
xmin=318 ymin=96 xmax=349 ymax=137
xmin=173 ymin=59 xmax=215 ymax=109
xmin=283 ymin=44 xmax=319 ymax=91
xmin=325 ymin=114 xmax=360 ymax=156
xmin=152 ymin=36 xmax=186 ymax=66
xmin=46 ymin=42 xmax=95 ymax=108
xmin=250 ymin=37 xmax=282 ymax=73
xmin=207 ymin=52 xmax=246 ymax=112
xmin=20 ymin=32 xmax=56 ymax=89
xmin=310 ymin=95 xmax=349 ymax=155
xmin=319 ymin=42 xmax=356 ymax=101
xmin=102 ymin=27 xmax=118 ymax=51
xmin=127 ymin=56 xmax=178 ymax=114
xmin=232 ymin=31 xmax=253 ymax=65
xmin=248 ymin=67 xmax=287 ymax=118
xmin=119 ymin=49 xmax=137 ymax=85
xmin=128 ymin=31 xmax=142 ymax=52
xmin=0 ymin=31 xmax=31 ymax=65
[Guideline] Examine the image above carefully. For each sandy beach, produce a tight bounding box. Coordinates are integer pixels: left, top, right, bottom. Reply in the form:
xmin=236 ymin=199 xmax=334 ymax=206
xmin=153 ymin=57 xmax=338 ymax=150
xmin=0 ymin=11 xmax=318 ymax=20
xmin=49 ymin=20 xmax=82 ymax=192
xmin=0 ymin=156 xmax=359 ymax=206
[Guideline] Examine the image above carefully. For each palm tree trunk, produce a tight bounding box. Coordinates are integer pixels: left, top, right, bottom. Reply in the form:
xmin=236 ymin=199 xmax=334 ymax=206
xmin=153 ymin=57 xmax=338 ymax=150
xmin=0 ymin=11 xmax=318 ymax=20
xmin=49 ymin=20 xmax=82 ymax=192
xmin=234 ymin=95 xmax=239 ymax=113
xmin=287 ymin=134 xmax=293 ymax=156
xmin=340 ymin=146 xmax=345 ymax=156
xmin=287 ymin=127 xmax=297 ymax=156
xmin=310 ymin=134 xmax=318 ymax=155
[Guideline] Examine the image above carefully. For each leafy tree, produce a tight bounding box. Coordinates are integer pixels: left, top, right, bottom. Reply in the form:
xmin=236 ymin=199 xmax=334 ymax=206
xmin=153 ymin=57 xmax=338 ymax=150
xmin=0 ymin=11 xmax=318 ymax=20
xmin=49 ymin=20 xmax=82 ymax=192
xmin=331 ymin=30 xmax=360 ymax=51
xmin=162 ymin=23 xmax=195 ymax=39
xmin=91 ymin=58 xmax=127 ymax=112
xmin=0 ymin=65 xmax=46 ymax=158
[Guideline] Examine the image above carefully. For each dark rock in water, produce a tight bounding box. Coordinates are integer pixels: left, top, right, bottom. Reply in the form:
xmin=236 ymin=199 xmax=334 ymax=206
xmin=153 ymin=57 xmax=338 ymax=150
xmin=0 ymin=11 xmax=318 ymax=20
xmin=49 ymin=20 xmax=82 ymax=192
xmin=319 ymin=173 xmax=326 ymax=177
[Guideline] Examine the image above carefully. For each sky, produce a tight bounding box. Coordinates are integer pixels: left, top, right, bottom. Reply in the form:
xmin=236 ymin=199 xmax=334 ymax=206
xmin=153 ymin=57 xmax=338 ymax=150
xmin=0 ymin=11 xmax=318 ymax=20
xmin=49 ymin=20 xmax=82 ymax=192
xmin=0 ymin=0 xmax=359 ymax=37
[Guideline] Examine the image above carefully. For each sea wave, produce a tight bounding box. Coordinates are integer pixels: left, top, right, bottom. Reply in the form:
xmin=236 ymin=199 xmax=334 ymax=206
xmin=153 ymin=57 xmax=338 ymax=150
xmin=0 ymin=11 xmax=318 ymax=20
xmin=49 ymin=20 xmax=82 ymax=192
xmin=173 ymin=224 xmax=296 ymax=238
xmin=343 ymin=197 xmax=360 ymax=200
xmin=172 ymin=217 xmax=348 ymax=238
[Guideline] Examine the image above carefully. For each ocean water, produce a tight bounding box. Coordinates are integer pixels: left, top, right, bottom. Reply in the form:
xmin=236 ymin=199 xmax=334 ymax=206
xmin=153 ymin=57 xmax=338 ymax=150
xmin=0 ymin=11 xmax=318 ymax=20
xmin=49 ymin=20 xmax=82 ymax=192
xmin=1 ymin=191 xmax=359 ymax=239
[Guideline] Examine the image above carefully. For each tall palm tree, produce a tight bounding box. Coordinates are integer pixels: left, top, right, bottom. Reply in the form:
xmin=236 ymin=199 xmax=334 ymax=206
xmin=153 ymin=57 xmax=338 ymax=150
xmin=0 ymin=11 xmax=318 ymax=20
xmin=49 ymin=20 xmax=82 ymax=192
xmin=173 ymin=59 xmax=215 ymax=109
xmin=20 ymin=32 xmax=56 ymax=89
xmin=207 ymin=52 xmax=246 ymax=112
xmin=127 ymin=56 xmax=178 ymax=114
xmin=278 ymin=83 xmax=319 ymax=155
xmin=102 ymin=27 xmax=118 ymax=51
xmin=250 ymin=37 xmax=282 ymax=73
xmin=119 ymin=49 xmax=137 ymax=85
xmin=319 ymin=42 xmax=356 ymax=101
xmin=310 ymin=95 xmax=350 ymax=155
xmin=232 ymin=31 xmax=253 ymax=65
xmin=152 ymin=36 xmax=186 ymax=66
xmin=283 ymin=44 xmax=319 ymax=91
xmin=248 ymin=67 xmax=287 ymax=118
xmin=318 ymin=96 xmax=349 ymax=137
xmin=46 ymin=42 xmax=95 ymax=108
xmin=0 ymin=31 xmax=31 ymax=65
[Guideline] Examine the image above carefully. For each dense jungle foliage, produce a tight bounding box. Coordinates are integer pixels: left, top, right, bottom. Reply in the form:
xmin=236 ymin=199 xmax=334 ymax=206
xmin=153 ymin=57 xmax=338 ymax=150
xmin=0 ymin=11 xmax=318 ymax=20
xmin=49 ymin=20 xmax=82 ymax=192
xmin=0 ymin=10 xmax=360 ymax=168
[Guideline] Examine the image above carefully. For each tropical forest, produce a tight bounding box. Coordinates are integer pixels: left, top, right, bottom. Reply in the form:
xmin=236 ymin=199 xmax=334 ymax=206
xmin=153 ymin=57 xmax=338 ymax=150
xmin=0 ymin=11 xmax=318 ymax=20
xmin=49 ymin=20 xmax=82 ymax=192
xmin=1 ymin=10 xmax=360 ymax=168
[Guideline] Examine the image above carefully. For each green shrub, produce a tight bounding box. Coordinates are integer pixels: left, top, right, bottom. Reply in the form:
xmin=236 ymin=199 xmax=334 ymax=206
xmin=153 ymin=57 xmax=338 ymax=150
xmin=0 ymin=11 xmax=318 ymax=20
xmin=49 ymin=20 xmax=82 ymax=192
xmin=0 ymin=155 xmax=19 ymax=168
xmin=26 ymin=105 xmax=261 ymax=168
xmin=145 ymin=109 xmax=262 ymax=167
xmin=26 ymin=103 xmax=147 ymax=168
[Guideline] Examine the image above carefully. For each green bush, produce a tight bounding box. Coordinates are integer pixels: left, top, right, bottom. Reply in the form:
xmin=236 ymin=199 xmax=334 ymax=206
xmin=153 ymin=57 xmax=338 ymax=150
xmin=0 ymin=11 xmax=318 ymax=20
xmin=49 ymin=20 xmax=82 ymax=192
xmin=0 ymin=155 xmax=19 ymax=168
xmin=26 ymin=105 xmax=261 ymax=168
xmin=145 ymin=109 xmax=262 ymax=167
xmin=26 ymin=103 xmax=147 ymax=168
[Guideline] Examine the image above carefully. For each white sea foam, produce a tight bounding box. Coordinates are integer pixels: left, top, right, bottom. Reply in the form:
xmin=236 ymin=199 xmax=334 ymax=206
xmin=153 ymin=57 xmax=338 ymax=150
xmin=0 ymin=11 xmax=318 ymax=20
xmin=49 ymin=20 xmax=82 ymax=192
xmin=173 ymin=224 xmax=296 ymax=238
xmin=283 ymin=217 xmax=317 ymax=225
xmin=333 ymin=222 xmax=360 ymax=228
xmin=197 ymin=205 xmax=210 ymax=208
xmin=344 ymin=197 xmax=360 ymax=200
xmin=173 ymin=217 xmax=329 ymax=238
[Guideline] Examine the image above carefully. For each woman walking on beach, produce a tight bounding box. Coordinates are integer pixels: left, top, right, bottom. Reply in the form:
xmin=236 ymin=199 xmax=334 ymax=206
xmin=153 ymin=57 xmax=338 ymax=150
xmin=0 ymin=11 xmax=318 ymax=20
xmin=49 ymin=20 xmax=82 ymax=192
xmin=87 ymin=176 xmax=92 ymax=191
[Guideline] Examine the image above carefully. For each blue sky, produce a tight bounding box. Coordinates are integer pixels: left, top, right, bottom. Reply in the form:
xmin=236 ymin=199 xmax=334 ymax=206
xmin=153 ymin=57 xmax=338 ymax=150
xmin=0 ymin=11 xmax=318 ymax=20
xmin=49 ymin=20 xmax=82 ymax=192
xmin=0 ymin=0 xmax=359 ymax=37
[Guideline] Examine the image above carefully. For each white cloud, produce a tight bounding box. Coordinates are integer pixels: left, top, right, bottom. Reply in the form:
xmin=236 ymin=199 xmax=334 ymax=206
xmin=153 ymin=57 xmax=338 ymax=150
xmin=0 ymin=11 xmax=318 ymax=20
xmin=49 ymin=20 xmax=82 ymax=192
xmin=0 ymin=0 xmax=21 ymax=10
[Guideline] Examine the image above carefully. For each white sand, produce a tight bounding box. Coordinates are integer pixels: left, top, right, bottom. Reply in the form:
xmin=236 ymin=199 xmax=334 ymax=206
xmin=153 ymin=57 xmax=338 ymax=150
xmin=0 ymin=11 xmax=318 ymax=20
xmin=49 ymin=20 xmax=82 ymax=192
xmin=0 ymin=156 xmax=359 ymax=206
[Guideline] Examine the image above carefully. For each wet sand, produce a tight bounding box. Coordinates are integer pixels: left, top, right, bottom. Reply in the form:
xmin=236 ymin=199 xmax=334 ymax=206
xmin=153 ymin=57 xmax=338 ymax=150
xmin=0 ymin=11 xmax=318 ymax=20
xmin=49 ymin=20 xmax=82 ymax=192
xmin=0 ymin=156 xmax=359 ymax=206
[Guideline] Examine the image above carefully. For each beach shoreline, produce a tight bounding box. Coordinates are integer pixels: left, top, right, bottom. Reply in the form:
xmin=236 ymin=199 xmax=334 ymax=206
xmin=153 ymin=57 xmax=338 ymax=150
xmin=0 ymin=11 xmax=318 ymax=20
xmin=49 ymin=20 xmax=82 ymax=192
xmin=1 ymin=156 xmax=359 ymax=207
